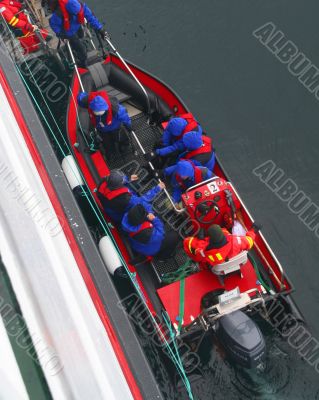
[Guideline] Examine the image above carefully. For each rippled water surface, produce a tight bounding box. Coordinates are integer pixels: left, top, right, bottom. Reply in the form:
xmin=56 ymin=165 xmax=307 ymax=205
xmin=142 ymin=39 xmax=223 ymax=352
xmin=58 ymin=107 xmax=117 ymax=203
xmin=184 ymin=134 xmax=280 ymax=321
xmin=87 ymin=1 xmax=319 ymax=398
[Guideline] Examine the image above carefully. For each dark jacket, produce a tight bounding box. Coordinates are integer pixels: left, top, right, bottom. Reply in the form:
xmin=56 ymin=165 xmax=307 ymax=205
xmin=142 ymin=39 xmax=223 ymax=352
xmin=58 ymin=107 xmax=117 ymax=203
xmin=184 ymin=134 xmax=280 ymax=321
xmin=164 ymin=160 xmax=213 ymax=203
xmin=78 ymin=91 xmax=131 ymax=133
xmin=98 ymin=179 xmax=161 ymax=222
xmin=49 ymin=0 xmax=102 ymax=37
xmin=121 ymin=214 xmax=165 ymax=256
xmin=156 ymin=116 xmax=203 ymax=157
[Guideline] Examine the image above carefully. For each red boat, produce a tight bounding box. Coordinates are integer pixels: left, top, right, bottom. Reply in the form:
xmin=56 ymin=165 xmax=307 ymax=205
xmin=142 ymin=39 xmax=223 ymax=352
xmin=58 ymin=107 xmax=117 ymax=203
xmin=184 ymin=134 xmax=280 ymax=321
xmin=63 ymin=41 xmax=303 ymax=370
xmin=0 ymin=3 xmax=306 ymax=395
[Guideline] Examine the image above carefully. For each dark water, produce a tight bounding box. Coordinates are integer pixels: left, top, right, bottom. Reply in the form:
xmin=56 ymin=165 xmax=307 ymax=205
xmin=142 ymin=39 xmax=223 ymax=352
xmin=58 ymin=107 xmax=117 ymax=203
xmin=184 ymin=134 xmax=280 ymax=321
xmin=87 ymin=1 xmax=319 ymax=398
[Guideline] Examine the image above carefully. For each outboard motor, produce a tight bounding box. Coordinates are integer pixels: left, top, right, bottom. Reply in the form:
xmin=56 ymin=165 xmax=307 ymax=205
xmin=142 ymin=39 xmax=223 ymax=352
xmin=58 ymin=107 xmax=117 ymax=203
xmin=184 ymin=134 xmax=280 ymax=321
xmin=216 ymin=310 xmax=265 ymax=369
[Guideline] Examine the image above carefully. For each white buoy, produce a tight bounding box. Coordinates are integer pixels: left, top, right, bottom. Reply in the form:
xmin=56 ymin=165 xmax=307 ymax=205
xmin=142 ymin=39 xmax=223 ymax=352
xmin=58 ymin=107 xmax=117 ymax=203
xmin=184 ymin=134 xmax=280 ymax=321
xmin=99 ymin=236 xmax=122 ymax=275
xmin=61 ymin=155 xmax=84 ymax=190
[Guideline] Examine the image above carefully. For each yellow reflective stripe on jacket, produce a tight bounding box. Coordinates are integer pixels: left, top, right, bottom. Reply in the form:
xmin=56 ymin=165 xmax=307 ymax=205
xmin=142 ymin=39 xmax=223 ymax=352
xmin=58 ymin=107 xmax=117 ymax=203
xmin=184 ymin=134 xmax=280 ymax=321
xmin=188 ymin=237 xmax=194 ymax=254
xmin=246 ymin=236 xmax=254 ymax=249
xmin=208 ymin=253 xmax=222 ymax=262
xmin=10 ymin=17 xmax=19 ymax=26
xmin=216 ymin=253 xmax=223 ymax=261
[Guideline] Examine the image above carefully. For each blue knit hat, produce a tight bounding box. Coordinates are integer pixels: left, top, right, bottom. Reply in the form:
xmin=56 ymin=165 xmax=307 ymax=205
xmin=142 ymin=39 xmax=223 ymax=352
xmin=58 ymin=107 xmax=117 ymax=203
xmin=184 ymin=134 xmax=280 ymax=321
xmin=89 ymin=96 xmax=109 ymax=113
xmin=166 ymin=118 xmax=188 ymax=136
xmin=65 ymin=0 xmax=81 ymax=15
xmin=175 ymin=160 xmax=194 ymax=179
xmin=183 ymin=131 xmax=203 ymax=150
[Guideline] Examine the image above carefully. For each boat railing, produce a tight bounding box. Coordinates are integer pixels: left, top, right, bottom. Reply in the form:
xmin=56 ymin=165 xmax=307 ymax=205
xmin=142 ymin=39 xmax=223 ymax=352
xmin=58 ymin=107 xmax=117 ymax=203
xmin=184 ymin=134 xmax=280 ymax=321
xmin=64 ymin=32 xmax=184 ymax=215
xmin=130 ymin=128 xmax=185 ymax=214
xmin=186 ymin=288 xmax=265 ymax=332
xmin=177 ymin=174 xmax=286 ymax=291
xmin=104 ymin=37 xmax=152 ymax=117
xmin=185 ymin=176 xmax=220 ymax=195
xmin=228 ymin=182 xmax=286 ymax=291
xmin=66 ymin=41 xmax=85 ymax=92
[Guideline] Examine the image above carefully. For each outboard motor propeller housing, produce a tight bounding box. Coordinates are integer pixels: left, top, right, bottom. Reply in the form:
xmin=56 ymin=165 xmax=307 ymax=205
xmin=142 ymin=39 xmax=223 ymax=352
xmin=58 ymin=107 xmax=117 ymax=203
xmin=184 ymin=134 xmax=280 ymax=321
xmin=216 ymin=310 xmax=265 ymax=369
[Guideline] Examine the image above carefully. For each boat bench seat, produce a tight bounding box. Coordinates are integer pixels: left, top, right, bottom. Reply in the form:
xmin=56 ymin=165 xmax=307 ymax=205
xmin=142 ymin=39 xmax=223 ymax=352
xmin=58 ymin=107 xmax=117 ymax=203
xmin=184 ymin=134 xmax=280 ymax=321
xmin=87 ymin=50 xmax=103 ymax=67
xmin=87 ymin=63 xmax=131 ymax=103
xmin=102 ymin=84 xmax=131 ymax=103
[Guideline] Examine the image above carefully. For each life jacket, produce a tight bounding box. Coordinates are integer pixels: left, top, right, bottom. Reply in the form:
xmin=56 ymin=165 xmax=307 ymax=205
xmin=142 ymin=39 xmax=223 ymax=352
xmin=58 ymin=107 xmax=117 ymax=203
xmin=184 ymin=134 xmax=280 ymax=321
xmin=175 ymin=162 xmax=204 ymax=190
xmin=129 ymin=221 xmax=153 ymax=238
xmin=58 ymin=0 xmax=84 ymax=31
xmin=203 ymin=241 xmax=232 ymax=265
xmin=98 ymin=181 xmax=130 ymax=200
xmin=175 ymin=113 xmax=200 ymax=140
xmin=88 ymin=91 xmax=113 ymax=127
xmin=183 ymin=135 xmax=212 ymax=160
xmin=185 ymin=228 xmax=231 ymax=265
xmin=203 ymin=230 xmax=255 ymax=265
xmin=0 ymin=0 xmax=33 ymax=32
xmin=97 ymin=180 xmax=132 ymax=221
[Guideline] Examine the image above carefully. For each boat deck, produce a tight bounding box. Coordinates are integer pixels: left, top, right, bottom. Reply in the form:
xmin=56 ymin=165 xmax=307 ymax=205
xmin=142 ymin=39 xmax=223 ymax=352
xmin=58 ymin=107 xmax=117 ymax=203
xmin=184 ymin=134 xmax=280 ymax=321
xmin=157 ymin=261 xmax=262 ymax=327
xmin=106 ymin=112 xmax=161 ymax=169
xmin=100 ymin=111 xmax=197 ymax=279
xmin=68 ymin=59 xmax=292 ymax=330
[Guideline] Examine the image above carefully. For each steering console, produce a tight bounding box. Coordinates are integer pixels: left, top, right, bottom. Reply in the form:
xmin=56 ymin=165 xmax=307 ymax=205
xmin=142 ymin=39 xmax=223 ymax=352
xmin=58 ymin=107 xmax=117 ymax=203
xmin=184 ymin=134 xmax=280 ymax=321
xmin=194 ymin=200 xmax=220 ymax=224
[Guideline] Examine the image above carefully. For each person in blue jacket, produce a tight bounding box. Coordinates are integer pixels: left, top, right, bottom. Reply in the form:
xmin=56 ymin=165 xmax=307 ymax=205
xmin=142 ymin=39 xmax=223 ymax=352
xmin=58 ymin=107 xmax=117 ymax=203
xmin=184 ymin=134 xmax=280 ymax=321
xmin=49 ymin=0 xmax=107 ymax=67
xmin=77 ymin=91 xmax=132 ymax=153
xmin=156 ymin=115 xmax=202 ymax=157
xmin=179 ymin=131 xmax=215 ymax=171
xmin=121 ymin=204 xmax=180 ymax=259
xmin=97 ymin=170 xmax=165 ymax=223
xmin=164 ymin=160 xmax=213 ymax=204
xmin=144 ymin=114 xmax=203 ymax=169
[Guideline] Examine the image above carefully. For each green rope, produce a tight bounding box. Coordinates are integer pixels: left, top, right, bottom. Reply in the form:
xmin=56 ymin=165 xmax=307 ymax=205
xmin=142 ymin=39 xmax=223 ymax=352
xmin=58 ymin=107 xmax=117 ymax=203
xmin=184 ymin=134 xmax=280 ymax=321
xmin=249 ymin=253 xmax=272 ymax=292
xmin=162 ymin=312 xmax=194 ymax=400
xmin=88 ymin=131 xmax=99 ymax=152
xmin=18 ymin=65 xmax=192 ymax=381
xmin=13 ymin=51 xmax=141 ymax=290
xmin=177 ymin=277 xmax=185 ymax=334
xmin=3 ymin=24 xmax=194 ymax=397
xmin=161 ymin=258 xmax=193 ymax=284
xmin=68 ymin=86 xmax=91 ymax=149
xmin=68 ymin=87 xmax=99 ymax=153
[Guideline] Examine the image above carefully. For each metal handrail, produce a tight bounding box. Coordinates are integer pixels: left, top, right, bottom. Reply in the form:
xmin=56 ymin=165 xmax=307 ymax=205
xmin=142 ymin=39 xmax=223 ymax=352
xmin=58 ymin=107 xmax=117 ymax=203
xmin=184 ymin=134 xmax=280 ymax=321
xmin=185 ymin=176 xmax=219 ymax=194
xmin=66 ymin=41 xmax=85 ymax=92
xmin=203 ymin=288 xmax=265 ymax=321
xmin=130 ymin=130 xmax=185 ymax=214
xmin=228 ymin=181 xmax=286 ymax=291
xmin=66 ymin=41 xmax=181 ymax=214
xmin=84 ymin=19 xmax=96 ymax=50
xmin=104 ymin=37 xmax=151 ymax=117
xmin=184 ymin=288 xmax=265 ymax=332
xmin=182 ymin=173 xmax=286 ymax=290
